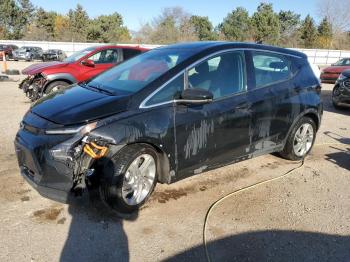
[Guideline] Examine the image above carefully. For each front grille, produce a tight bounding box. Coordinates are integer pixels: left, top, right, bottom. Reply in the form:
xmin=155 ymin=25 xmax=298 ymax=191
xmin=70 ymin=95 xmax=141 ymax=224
xmin=344 ymin=80 xmax=350 ymax=88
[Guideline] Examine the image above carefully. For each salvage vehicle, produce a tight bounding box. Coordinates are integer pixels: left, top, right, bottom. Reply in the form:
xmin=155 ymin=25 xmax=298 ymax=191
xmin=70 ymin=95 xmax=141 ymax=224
xmin=15 ymin=42 xmax=322 ymax=214
xmin=19 ymin=45 xmax=148 ymax=101
xmin=320 ymin=58 xmax=350 ymax=83
xmin=13 ymin=46 xmax=43 ymax=61
xmin=332 ymin=69 xmax=350 ymax=109
xmin=0 ymin=44 xmax=18 ymax=60
xmin=42 ymin=49 xmax=66 ymax=61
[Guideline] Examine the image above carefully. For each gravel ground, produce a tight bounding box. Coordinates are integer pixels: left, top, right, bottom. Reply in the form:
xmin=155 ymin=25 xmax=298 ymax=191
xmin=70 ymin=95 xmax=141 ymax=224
xmin=0 ymin=61 xmax=349 ymax=262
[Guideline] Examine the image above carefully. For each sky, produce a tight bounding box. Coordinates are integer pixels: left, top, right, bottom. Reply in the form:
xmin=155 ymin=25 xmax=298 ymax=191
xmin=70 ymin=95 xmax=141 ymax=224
xmin=30 ymin=0 xmax=321 ymax=31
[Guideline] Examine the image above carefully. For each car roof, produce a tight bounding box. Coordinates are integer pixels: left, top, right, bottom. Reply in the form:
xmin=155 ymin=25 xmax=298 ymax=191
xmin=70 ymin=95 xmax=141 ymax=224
xmin=157 ymin=41 xmax=307 ymax=58
xmin=93 ymin=45 xmax=149 ymax=51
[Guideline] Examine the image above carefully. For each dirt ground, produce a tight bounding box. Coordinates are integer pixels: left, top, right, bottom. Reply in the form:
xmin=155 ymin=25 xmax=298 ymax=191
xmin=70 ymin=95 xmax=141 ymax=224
xmin=0 ymin=61 xmax=349 ymax=262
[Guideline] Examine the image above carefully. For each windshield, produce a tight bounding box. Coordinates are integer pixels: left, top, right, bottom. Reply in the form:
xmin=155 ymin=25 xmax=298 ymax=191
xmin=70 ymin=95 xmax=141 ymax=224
xmin=85 ymin=48 xmax=193 ymax=95
xmin=334 ymin=59 xmax=350 ymax=66
xmin=64 ymin=47 xmax=96 ymax=62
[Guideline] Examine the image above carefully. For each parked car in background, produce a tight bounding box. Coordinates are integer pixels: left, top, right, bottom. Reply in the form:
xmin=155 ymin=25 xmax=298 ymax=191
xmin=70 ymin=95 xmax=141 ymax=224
xmin=320 ymin=58 xmax=350 ymax=83
xmin=332 ymin=69 xmax=350 ymax=109
xmin=0 ymin=44 xmax=18 ymax=60
xmin=19 ymin=45 xmax=149 ymax=101
xmin=42 ymin=49 xmax=67 ymax=61
xmin=15 ymin=42 xmax=322 ymax=214
xmin=13 ymin=46 xmax=43 ymax=61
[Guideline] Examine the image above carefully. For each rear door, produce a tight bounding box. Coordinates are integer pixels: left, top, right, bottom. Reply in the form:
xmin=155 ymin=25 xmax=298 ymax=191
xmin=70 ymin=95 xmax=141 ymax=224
xmin=246 ymin=50 xmax=295 ymax=154
xmin=79 ymin=48 xmax=121 ymax=81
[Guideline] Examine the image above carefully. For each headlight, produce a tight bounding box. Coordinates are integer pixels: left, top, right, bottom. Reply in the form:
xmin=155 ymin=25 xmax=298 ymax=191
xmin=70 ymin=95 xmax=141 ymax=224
xmin=337 ymin=74 xmax=346 ymax=81
xmin=45 ymin=122 xmax=97 ymax=135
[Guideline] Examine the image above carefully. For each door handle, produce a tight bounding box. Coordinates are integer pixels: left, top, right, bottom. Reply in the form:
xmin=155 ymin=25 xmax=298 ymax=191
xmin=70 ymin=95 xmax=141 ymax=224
xmin=235 ymin=102 xmax=250 ymax=110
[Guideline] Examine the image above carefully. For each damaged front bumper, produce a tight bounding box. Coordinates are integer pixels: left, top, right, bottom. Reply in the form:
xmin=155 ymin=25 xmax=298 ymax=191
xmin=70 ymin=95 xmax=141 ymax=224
xmin=19 ymin=74 xmax=47 ymax=101
xmin=14 ymin=112 xmax=109 ymax=203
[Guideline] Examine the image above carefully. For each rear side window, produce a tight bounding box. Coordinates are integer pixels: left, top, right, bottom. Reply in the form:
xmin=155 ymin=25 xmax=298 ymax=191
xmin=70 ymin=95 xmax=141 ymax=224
xmin=252 ymin=52 xmax=291 ymax=88
xmin=123 ymin=49 xmax=142 ymax=60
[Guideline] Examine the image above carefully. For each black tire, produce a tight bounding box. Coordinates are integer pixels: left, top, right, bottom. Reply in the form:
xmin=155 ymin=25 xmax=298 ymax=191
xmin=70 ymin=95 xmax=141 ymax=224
xmin=99 ymin=144 xmax=158 ymax=214
xmin=280 ymin=117 xmax=317 ymax=161
xmin=44 ymin=81 xmax=70 ymax=95
xmin=332 ymin=85 xmax=345 ymax=110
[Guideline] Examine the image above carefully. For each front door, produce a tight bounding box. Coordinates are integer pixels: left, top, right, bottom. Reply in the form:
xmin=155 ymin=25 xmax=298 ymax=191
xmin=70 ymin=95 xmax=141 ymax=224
xmin=80 ymin=49 xmax=121 ymax=81
xmin=174 ymin=50 xmax=252 ymax=177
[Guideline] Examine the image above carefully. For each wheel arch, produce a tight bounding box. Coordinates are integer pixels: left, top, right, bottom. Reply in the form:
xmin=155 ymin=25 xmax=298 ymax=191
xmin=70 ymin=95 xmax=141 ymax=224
xmin=283 ymin=109 xmax=321 ymax=146
xmin=43 ymin=73 xmax=77 ymax=90
xmin=97 ymin=142 xmax=172 ymax=185
xmin=126 ymin=142 xmax=171 ymax=184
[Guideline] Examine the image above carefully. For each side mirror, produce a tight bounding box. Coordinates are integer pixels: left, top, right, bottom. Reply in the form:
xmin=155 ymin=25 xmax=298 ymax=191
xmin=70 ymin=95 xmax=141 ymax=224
xmin=82 ymin=59 xmax=95 ymax=67
xmin=179 ymin=88 xmax=213 ymax=105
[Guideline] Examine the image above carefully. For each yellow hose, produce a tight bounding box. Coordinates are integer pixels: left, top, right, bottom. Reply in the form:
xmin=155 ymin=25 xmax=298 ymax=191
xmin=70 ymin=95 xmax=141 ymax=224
xmin=203 ymin=142 xmax=348 ymax=262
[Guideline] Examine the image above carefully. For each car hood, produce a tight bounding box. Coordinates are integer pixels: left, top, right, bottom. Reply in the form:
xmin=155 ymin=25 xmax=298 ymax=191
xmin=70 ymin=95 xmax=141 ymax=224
xmin=323 ymin=66 xmax=350 ymax=73
xmin=22 ymin=61 xmax=70 ymax=75
xmin=31 ymin=85 xmax=130 ymax=125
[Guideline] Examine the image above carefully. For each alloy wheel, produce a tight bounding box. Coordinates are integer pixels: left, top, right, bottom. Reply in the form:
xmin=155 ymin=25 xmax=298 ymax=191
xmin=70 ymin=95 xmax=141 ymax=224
xmin=293 ymin=123 xmax=314 ymax=157
xmin=121 ymin=154 xmax=156 ymax=205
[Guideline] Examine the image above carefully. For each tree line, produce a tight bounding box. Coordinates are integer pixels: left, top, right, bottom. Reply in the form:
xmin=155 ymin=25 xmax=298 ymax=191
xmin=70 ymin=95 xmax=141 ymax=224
xmin=1 ymin=0 xmax=349 ymax=49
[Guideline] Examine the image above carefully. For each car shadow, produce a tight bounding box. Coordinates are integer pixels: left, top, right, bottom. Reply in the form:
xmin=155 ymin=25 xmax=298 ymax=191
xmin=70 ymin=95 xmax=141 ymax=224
xmin=321 ymin=90 xmax=350 ymax=115
xmin=165 ymin=230 xmax=350 ymax=261
xmin=325 ymin=146 xmax=350 ymax=172
xmin=60 ymin=189 xmax=135 ymax=262
xmin=322 ymin=131 xmax=350 ymax=171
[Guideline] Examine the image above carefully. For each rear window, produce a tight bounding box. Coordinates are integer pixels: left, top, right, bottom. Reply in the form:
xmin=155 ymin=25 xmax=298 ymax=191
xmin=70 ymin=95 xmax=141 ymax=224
xmin=252 ymin=52 xmax=291 ymax=88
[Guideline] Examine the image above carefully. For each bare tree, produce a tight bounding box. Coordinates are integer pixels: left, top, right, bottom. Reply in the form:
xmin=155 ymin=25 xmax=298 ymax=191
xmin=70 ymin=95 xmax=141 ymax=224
xmin=134 ymin=7 xmax=197 ymax=44
xmin=317 ymin=0 xmax=350 ymax=34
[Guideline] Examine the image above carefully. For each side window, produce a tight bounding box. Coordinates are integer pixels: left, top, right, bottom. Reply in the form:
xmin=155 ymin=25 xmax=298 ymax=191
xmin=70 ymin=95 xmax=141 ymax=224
xmin=123 ymin=49 xmax=142 ymax=60
xmin=252 ymin=52 xmax=291 ymax=88
xmin=88 ymin=49 xmax=119 ymax=64
xmin=188 ymin=51 xmax=246 ymax=99
xmin=144 ymin=74 xmax=184 ymax=106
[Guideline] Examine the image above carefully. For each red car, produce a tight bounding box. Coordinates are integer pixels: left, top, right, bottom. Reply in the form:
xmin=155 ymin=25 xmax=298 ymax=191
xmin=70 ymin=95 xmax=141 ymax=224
xmin=19 ymin=45 xmax=149 ymax=101
xmin=320 ymin=58 xmax=350 ymax=83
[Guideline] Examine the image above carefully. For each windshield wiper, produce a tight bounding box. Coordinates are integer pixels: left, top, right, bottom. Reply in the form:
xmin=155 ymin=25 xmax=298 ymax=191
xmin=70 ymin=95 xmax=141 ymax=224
xmin=80 ymin=82 xmax=115 ymax=95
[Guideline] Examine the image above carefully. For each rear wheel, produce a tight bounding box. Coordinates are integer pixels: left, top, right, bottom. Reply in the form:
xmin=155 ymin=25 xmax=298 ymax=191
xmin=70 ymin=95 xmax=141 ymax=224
xmin=280 ymin=117 xmax=316 ymax=161
xmin=44 ymin=81 xmax=70 ymax=95
xmin=99 ymin=144 xmax=158 ymax=214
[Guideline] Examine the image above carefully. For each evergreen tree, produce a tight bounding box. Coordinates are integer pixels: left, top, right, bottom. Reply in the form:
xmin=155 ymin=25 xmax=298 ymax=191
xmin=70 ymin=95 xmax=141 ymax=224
xmin=252 ymin=3 xmax=280 ymax=45
xmin=219 ymin=7 xmax=251 ymax=41
xmin=189 ymin=15 xmax=217 ymax=41
xmin=300 ymin=15 xmax=318 ymax=48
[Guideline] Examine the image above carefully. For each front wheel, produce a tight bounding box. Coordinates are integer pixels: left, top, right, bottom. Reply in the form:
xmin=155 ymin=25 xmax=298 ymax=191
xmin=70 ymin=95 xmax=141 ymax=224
xmin=280 ymin=117 xmax=316 ymax=161
xmin=99 ymin=144 xmax=158 ymax=214
xmin=332 ymin=85 xmax=345 ymax=109
xmin=44 ymin=81 xmax=70 ymax=95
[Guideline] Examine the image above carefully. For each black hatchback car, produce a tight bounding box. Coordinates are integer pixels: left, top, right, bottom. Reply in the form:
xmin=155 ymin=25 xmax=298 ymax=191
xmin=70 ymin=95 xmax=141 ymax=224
xmin=15 ymin=42 xmax=322 ymax=214
xmin=332 ymin=69 xmax=350 ymax=109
